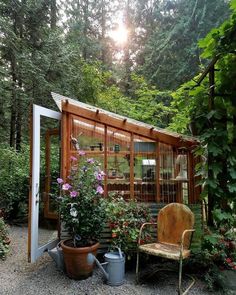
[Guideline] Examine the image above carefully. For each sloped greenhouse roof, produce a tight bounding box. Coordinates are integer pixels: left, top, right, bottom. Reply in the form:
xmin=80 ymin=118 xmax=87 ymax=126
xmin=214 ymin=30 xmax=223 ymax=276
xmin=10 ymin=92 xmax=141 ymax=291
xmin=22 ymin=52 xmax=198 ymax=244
xmin=51 ymin=92 xmax=198 ymax=147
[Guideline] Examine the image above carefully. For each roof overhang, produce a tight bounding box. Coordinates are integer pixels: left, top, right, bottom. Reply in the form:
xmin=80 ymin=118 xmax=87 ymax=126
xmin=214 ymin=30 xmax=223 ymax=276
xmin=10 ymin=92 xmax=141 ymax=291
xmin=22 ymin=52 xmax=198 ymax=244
xmin=51 ymin=92 xmax=199 ymax=148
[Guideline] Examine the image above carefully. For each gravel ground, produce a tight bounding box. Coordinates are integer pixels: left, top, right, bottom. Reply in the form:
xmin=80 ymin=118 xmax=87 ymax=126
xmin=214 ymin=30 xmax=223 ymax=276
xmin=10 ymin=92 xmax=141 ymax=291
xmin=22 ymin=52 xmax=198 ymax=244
xmin=0 ymin=225 xmax=218 ymax=295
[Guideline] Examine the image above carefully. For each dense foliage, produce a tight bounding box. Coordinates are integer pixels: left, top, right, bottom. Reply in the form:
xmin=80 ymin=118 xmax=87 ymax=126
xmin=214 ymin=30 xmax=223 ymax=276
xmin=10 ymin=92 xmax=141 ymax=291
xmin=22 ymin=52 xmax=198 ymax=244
xmin=0 ymin=0 xmax=230 ymax=151
xmin=137 ymin=0 xmax=230 ymax=90
xmin=169 ymin=2 xmax=236 ymax=289
xmin=0 ymin=145 xmax=29 ymax=220
xmin=170 ymin=0 xmax=236 ymax=220
xmin=106 ymin=196 xmax=152 ymax=256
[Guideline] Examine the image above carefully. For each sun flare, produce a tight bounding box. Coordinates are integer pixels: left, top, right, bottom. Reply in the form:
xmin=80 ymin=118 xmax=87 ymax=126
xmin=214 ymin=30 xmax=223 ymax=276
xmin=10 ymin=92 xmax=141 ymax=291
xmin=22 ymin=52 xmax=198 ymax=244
xmin=109 ymin=23 xmax=128 ymax=45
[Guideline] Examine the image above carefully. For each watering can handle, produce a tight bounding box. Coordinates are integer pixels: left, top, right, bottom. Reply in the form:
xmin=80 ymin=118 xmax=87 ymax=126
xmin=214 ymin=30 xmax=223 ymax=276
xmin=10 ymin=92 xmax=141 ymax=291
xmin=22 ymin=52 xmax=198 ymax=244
xmin=114 ymin=246 xmax=123 ymax=258
xmin=57 ymin=241 xmax=62 ymax=250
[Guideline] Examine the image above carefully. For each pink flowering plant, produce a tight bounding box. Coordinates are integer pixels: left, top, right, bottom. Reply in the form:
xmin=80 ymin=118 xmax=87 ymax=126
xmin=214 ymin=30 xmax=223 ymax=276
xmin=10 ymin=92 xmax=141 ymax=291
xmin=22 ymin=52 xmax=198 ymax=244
xmin=57 ymin=154 xmax=107 ymax=247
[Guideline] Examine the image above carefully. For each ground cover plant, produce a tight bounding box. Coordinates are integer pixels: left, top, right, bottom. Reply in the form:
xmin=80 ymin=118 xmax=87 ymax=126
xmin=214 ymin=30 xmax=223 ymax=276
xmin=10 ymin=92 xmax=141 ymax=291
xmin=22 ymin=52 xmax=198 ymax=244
xmin=0 ymin=217 xmax=10 ymax=260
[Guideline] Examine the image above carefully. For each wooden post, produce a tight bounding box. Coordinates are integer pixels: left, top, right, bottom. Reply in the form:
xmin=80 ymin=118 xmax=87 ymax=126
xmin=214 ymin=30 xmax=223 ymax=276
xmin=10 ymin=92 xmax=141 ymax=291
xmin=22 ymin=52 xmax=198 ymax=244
xmin=188 ymin=151 xmax=194 ymax=204
xmin=66 ymin=114 xmax=72 ymax=176
xmin=104 ymin=125 xmax=108 ymax=196
xmin=156 ymin=141 xmax=161 ymax=202
xmin=194 ymin=155 xmax=202 ymax=203
xmin=130 ymin=133 xmax=134 ymax=199
xmin=61 ymin=107 xmax=68 ymax=180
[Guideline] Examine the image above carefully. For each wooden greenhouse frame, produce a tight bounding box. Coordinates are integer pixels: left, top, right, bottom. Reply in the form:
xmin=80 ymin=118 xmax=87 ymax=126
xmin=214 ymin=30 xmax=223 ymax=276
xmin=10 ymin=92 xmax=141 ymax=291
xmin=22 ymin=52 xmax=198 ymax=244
xmin=53 ymin=92 xmax=201 ymax=206
xmin=28 ymin=93 xmax=202 ymax=262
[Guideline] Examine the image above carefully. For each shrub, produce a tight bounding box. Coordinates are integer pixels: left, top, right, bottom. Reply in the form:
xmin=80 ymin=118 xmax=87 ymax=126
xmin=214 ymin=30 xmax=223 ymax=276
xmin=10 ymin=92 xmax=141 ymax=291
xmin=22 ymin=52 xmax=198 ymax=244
xmin=0 ymin=218 xmax=10 ymax=259
xmin=0 ymin=145 xmax=29 ymax=220
xmin=57 ymin=156 xmax=107 ymax=247
xmin=201 ymin=209 xmax=236 ymax=291
xmin=106 ymin=195 xmax=153 ymax=258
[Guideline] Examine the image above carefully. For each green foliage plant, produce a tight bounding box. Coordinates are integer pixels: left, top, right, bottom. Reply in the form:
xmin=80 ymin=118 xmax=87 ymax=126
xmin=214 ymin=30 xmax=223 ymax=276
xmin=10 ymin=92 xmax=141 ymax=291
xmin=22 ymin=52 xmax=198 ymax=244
xmin=0 ymin=145 xmax=29 ymax=220
xmin=105 ymin=195 xmax=153 ymax=258
xmin=0 ymin=218 xmax=10 ymax=260
xmin=192 ymin=208 xmax=236 ymax=290
xmin=57 ymin=154 xmax=107 ymax=247
xmin=170 ymin=0 xmax=236 ymax=217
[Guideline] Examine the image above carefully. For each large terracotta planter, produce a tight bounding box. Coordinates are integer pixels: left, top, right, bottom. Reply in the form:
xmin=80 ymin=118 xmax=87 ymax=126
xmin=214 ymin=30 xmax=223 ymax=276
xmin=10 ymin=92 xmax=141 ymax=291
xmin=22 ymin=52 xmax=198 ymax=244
xmin=61 ymin=239 xmax=99 ymax=280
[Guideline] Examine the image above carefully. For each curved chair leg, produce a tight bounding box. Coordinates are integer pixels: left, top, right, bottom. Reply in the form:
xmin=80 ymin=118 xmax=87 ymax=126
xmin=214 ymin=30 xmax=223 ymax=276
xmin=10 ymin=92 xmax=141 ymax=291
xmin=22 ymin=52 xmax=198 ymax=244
xmin=136 ymin=249 xmax=140 ymax=283
xmin=179 ymin=257 xmax=195 ymax=295
xmin=182 ymin=274 xmax=195 ymax=295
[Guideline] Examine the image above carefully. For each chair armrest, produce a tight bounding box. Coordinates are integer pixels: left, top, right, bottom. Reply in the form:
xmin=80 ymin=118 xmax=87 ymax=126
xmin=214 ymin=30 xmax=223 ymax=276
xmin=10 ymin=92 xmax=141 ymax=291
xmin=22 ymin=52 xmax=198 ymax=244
xmin=137 ymin=222 xmax=157 ymax=246
xmin=180 ymin=229 xmax=195 ymax=250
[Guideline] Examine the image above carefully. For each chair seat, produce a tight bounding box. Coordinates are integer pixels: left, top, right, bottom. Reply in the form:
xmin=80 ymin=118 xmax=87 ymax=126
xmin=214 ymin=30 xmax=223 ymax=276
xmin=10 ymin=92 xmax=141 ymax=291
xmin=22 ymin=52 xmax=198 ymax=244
xmin=139 ymin=242 xmax=191 ymax=261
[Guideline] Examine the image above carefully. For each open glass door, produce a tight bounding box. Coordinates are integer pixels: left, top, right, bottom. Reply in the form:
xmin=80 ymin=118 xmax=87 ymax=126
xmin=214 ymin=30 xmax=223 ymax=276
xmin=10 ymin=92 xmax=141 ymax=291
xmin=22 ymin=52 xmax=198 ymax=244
xmin=28 ymin=104 xmax=61 ymax=262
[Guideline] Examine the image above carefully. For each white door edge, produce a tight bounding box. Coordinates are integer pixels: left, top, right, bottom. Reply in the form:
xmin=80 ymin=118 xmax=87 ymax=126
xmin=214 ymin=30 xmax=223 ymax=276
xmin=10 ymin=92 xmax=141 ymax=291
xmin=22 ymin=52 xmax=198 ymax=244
xmin=30 ymin=104 xmax=61 ymax=262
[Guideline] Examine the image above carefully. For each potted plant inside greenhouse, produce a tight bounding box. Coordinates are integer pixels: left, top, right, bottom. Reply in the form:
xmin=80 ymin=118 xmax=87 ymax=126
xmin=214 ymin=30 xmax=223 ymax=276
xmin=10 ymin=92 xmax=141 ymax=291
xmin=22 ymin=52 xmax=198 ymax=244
xmin=57 ymin=154 xmax=107 ymax=280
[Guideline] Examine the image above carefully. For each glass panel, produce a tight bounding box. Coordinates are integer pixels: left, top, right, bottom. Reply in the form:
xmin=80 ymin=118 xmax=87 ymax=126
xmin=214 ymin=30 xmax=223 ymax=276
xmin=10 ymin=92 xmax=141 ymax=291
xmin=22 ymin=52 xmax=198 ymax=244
xmin=159 ymin=143 xmax=176 ymax=203
xmin=134 ymin=135 xmax=157 ymax=202
xmin=47 ymin=132 xmax=60 ymax=214
xmin=38 ymin=117 xmax=59 ymax=248
xmin=107 ymin=128 xmax=131 ymax=199
xmin=159 ymin=143 xmax=189 ymax=203
xmin=107 ymin=127 xmax=131 ymax=152
xmin=71 ymin=116 xmax=104 ymax=152
xmin=69 ymin=116 xmax=106 ymax=195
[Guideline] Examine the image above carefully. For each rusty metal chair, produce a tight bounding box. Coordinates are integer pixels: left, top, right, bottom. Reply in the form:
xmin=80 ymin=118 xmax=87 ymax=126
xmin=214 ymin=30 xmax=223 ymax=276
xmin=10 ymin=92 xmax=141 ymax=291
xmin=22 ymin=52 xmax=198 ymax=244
xmin=136 ymin=203 xmax=195 ymax=295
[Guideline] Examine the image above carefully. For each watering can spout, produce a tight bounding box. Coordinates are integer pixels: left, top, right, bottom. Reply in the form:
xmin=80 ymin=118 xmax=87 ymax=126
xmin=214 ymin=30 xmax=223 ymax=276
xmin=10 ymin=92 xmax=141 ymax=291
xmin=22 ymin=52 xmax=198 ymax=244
xmin=87 ymin=253 xmax=109 ymax=280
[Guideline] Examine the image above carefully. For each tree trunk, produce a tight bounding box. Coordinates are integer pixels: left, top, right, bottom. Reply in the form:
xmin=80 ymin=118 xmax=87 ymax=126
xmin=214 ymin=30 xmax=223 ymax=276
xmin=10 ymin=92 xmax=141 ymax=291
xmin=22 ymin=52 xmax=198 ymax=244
xmin=82 ymin=0 xmax=89 ymax=60
xmin=50 ymin=0 xmax=57 ymax=29
xmin=9 ymin=54 xmax=17 ymax=149
xmin=16 ymin=99 xmax=22 ymax=151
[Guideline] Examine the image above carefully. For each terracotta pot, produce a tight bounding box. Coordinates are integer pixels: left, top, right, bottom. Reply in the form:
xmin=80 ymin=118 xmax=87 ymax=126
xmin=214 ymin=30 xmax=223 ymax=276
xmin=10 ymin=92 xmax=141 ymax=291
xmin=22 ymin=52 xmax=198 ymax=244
xmin=61 ymin=239 xmax=99 ymax=280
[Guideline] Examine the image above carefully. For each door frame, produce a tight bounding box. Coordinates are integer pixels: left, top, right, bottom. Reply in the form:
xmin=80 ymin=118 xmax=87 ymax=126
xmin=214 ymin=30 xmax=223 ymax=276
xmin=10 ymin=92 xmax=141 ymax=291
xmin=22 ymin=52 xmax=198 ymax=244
xmin=28 ymin=104 xmax=61 ymax=262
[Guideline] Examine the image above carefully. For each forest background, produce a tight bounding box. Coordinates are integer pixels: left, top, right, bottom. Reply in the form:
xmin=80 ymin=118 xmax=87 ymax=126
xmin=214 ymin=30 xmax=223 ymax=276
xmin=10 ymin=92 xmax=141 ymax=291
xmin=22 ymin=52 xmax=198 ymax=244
xmin=0 ymin=0 xmax=234 ymax=220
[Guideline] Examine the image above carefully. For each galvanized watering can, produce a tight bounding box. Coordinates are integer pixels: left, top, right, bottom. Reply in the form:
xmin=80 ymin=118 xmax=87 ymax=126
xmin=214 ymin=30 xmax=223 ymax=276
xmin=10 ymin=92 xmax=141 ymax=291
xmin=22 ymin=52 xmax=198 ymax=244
xmin=87 ymin=247 xmax=125 ymax=286
xmin=48 ymin=242 xmax=65 ymax=271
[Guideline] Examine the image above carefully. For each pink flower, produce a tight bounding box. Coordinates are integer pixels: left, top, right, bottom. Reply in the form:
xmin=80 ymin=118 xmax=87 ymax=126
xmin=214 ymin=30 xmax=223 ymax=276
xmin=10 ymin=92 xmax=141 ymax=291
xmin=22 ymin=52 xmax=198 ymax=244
xmin=57 ymin=178 xmax=64 ymax=184
xmin=96 ymin=185 xmax=104 ymax=194
xmin=94 ymin=171 xmax=104 ymax=181
xmin=226 ymin=258 xmax=232 ymax=264
xmin=87 ymin=158 xmax=95 ymax=164
xmin=62 ymin=183 xmax=72 ymax=190
xmin=70 ymin=156 xmax=77 ymax=161
xmin=70 ymin=191 xmax=78 ymax=198
xmin=78 ymin=150 xmax=86 ymax=156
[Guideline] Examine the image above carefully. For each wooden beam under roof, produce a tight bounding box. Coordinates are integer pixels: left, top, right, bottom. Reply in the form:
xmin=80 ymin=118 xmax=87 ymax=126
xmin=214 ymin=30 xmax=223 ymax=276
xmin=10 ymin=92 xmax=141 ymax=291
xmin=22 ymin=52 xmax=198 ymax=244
xmin=62 ymin=102 xmax=197 ymax=148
